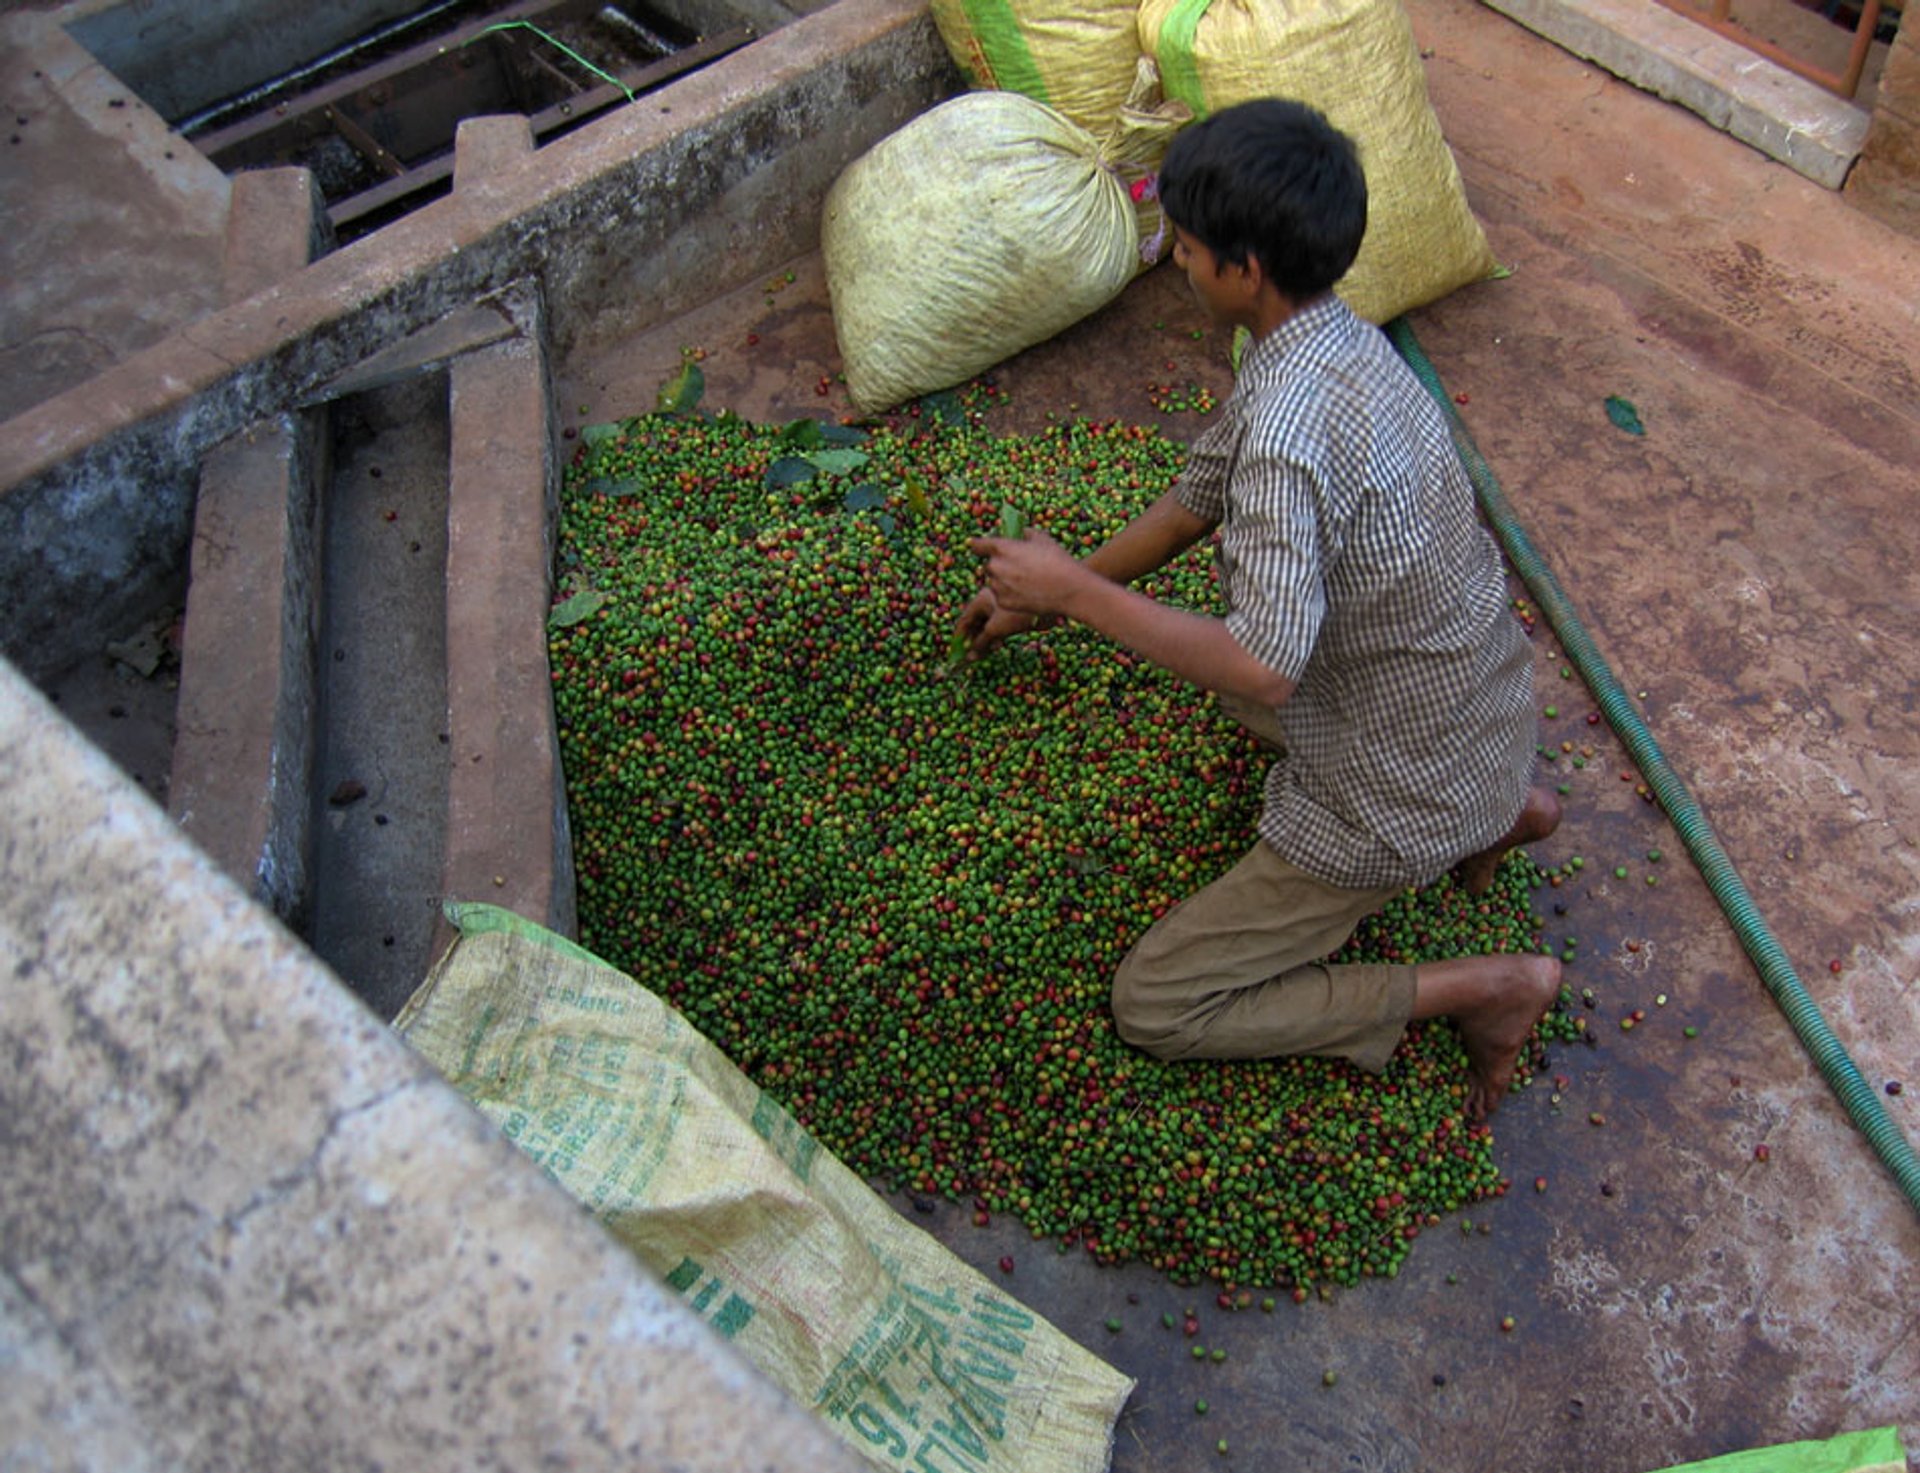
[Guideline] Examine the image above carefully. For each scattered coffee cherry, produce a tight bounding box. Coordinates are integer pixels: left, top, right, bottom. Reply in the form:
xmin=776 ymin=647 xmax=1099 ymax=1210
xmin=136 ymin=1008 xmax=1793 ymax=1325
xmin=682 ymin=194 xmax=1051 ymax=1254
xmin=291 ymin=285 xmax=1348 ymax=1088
xmin=1886 ymin=1081 xmax=1903 ymax=1096
xmin=552 ymin=399 xmax=1581 ymax=1293
xmin=1754 ymin=1144 xmax=1771 ymax=1162
xmin=1499 ymin=1316 xmax=1516 ymax=1332
xmin=1194 ymin=1399 xmax=1209 ymax=1415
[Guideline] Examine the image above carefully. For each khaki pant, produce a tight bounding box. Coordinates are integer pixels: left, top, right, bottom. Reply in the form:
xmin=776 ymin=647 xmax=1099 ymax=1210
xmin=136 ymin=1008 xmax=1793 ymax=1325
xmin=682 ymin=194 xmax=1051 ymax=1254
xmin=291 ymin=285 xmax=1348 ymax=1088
xmin=1109 ymin=694 xmax=1416 ymax=1073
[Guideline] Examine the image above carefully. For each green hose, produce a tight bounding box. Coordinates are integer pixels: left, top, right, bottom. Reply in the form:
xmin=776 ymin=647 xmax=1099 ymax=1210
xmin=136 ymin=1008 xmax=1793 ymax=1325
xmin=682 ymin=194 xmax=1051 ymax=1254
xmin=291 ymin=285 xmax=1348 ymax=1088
xmin=1386 ymin=316 xmax=1920 ymax=1219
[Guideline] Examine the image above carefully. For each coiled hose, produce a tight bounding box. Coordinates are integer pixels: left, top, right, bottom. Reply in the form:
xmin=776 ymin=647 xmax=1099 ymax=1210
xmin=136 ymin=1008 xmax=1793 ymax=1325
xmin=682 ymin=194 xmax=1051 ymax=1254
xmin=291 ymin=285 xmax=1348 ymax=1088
xmin=1387 ymin=316 xmax=1920 ymax=1220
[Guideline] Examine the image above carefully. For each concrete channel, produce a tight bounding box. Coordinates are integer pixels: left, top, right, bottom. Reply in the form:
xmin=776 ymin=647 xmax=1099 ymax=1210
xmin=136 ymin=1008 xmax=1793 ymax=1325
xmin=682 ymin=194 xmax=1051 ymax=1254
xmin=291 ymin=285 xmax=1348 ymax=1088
xmin=3 ymin=0 xmax=1917 ymax=1468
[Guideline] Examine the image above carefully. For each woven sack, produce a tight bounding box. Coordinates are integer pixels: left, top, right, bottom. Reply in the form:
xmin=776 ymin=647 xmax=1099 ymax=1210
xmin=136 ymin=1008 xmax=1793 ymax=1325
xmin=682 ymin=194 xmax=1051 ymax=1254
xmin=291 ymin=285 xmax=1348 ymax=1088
xmin=1137 ymin=0 xmax=1497 ymax=323
xmin=1654 ymin=1426 xmax=1908 ymax=1473
xmin=931 ymin=0 xmax=1144 ymax=138
xmin=824 ymin=62 xmax=1189 ymax=415
xmin=397 ymin=904 xmax=1135 ymax=1473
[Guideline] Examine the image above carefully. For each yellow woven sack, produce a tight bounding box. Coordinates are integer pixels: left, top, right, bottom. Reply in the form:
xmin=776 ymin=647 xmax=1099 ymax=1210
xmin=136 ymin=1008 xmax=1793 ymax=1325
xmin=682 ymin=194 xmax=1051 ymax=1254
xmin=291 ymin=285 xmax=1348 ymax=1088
xmin=825 ymin=63 xmax=1189 ymax=414
xmin=1137 ymin=0 xmax=1497 ymax=323
xmin=396 ymin=904 xmax=1136 ymax=1473
xmin=931 ymin=0 xmax=1144 ymax=138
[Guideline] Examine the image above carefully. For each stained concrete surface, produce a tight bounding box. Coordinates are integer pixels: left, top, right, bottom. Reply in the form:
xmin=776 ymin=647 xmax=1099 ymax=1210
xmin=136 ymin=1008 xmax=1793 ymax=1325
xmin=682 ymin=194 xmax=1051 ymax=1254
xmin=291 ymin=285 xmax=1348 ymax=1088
xmin=560 ymin=0 xmax=1920 ymax=1466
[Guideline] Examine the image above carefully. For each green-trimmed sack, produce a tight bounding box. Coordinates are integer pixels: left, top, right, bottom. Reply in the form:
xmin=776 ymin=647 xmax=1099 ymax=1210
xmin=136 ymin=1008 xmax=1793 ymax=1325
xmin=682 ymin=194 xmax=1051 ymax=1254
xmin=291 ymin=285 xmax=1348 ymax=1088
xmin=1653 ymin=1426 xmax=1909 ymax=1473
xmin=824 ymin=62 xmax=1189 ymax=414
xmin=396 ymin=903 xmax=1135 ymax=1473
xmin=1138 ymin=0 xmax=1498 ymax=324
xmin=931 ymin=0 xmax=1144 ymax=138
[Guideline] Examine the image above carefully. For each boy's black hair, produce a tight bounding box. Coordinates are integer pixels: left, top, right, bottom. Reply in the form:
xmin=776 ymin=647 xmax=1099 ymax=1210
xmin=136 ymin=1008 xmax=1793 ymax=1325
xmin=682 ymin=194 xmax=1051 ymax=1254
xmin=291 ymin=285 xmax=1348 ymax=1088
xmin=1157 ymin=99 xmax=1367 ymax=304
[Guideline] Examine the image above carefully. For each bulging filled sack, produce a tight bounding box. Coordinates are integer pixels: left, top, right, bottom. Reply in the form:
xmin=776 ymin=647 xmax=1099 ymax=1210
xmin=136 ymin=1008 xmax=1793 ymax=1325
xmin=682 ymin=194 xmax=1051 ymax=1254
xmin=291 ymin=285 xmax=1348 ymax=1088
xmin=931 ymin=0 xmax=1145 ymax=139
xmin=824 ymin=62 xmax=1189 ymax=415
xmin=1138 ymin=0 xmax=1498 ymax=323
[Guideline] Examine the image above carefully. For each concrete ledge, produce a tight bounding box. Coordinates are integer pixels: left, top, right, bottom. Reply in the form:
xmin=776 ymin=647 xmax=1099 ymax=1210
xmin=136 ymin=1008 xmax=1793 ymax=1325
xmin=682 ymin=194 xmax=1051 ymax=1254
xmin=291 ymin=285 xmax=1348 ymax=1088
xmin=0 ymin=653 xmax=866 ymax=1472
xmin=1480 ymin=0 xmax=1870 ymax=187
xmin=438 ymin=118 xmax=577 ymax=948
xmin=168 ymin=169 xmax=330 ymax=926
xmin=441 ymin=325 xmax=575 ymax=942
xmin=167 ymin=412 xmax=327 ymax=925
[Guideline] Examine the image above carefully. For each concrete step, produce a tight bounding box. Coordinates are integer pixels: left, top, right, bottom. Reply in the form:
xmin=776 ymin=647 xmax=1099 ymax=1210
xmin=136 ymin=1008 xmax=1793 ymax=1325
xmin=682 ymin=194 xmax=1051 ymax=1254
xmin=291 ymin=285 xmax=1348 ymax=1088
xmin=168 ymin=124 xmax=576 ymax=1019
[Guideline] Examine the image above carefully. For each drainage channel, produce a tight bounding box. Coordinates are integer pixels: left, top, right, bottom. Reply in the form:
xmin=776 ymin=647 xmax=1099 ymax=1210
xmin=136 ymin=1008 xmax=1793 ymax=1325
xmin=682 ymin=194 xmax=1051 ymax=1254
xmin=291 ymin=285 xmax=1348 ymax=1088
xmin=309 ymin=373 xmax=454 ymax=1016
xmin=82 ymin=0 xmax=763 ymax=242
xmin=187 ymin=0 xmax=756 ymax=240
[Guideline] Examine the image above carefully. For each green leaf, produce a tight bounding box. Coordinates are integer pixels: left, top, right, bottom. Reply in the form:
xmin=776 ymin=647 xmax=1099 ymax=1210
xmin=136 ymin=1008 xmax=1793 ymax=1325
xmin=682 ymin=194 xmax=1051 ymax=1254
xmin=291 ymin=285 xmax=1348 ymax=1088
xmin=919 ymin=389 xmax=965 ymax=426
xmin=805 ymin=448 xmax=870 ymax=478
xmin=579 ymin=420 xmax=632 ymax=448
xmin=1605 ymin=395 xmax=1646 ymax=436
xmin=656 ymin=360 xmax=705 ymax=416
xmin=775 ymin=418 xmax=826 ymax=452
xmin=819 ymin=421 xmax=869 ymax=446
xmin=1490 ymin=263 xmax=1515 ymax=280
xmin=842 ymin=483 xmax=888 ymax=513
xmin=943 ymin=627 xmax=972 ymax=677
xmin=765 ymin=456 xmax=818 ymax=489
xmin=581 ymin=476 xmax=645 ymax=497
xmin=902 ymin=470 xmax=932 ymax=520
xmin=548 ymin=589 xmax=608 ymax=628
xmin=998 ymin=503 xmax=1027 ymax=540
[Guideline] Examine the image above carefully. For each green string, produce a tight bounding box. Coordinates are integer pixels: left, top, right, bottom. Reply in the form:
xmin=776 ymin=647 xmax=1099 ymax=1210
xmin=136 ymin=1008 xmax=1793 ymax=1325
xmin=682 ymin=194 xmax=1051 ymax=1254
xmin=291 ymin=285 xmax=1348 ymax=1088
xmin=466 ymin=21 xmax=637 ymax=103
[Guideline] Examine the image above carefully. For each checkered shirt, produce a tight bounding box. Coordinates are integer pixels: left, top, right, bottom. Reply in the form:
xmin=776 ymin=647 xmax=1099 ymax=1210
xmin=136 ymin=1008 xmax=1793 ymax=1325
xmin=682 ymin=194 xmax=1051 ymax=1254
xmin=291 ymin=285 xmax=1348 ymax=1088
xmin=1175 ymin=295 xmax=1536 ymax=888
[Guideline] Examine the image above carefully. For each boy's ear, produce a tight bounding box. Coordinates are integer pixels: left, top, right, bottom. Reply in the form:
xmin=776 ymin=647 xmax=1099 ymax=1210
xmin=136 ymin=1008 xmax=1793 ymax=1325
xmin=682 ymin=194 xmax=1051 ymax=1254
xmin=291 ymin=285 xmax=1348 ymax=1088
xmin=1233 ymin=251 xmax=1267 ymax=301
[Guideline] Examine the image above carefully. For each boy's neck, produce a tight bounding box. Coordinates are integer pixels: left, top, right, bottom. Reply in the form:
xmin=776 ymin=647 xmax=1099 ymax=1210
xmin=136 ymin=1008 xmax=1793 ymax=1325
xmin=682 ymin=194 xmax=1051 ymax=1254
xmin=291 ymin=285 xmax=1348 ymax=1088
xmin=1244 ymin=288 xmax=1317 ymax=343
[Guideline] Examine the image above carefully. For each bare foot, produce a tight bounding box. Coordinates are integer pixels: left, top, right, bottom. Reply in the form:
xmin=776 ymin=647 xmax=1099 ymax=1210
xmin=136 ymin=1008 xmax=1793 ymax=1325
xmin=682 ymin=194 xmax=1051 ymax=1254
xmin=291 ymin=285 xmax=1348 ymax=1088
xmin=1411 ymin=954 xmax=1562 ymax=1122
xmin=1457 ymin=785 xmax=1563 ymax=896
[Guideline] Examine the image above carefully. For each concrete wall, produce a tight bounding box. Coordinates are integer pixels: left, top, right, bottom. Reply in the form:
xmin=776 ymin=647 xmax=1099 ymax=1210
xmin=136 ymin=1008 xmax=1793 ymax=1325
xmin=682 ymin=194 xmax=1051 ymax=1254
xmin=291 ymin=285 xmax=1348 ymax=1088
xmin=0 ymin=0 xmax=958 ymax=685
xmin=0 ymin=654 xmax=869 ymax=1473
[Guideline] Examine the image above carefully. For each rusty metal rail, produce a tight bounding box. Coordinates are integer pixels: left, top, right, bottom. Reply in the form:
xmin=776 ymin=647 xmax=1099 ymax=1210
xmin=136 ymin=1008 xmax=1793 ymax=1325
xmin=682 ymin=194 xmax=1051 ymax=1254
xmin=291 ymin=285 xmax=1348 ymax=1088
xmin=1652 ymin=0 xmax=1890 ymax=98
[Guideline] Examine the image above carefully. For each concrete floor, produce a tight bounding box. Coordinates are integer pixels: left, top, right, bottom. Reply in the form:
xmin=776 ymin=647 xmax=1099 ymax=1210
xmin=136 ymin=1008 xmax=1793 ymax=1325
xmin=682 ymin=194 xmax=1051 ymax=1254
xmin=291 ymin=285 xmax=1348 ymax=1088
xmin=4 ymin=0 xmax=1916 ymax=1465
xmin=564 ymin=0 xmax=1920 ymax=1466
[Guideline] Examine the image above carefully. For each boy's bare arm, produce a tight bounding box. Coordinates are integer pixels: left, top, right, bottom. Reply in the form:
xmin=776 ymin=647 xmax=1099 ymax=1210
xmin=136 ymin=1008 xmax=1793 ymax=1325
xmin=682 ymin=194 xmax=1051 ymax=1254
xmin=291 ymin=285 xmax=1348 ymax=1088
xmin=1080 ymin=490 xmax=1216 ymax=585
xmin=969 ymin=526 xmax=1295 ymax=710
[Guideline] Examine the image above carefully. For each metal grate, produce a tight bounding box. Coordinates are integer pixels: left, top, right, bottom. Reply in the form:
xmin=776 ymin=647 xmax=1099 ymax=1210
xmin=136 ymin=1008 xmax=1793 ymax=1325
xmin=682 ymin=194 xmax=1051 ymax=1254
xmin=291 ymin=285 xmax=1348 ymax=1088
xmin=186 ymin=0 xmax=756 ymax=240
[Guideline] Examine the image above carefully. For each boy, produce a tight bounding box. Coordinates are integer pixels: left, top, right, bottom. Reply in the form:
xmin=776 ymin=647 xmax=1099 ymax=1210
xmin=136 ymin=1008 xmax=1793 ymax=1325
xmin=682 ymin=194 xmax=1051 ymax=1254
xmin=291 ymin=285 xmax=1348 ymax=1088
xmin=957 ymin=99 xmax=1561 ymax=1120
